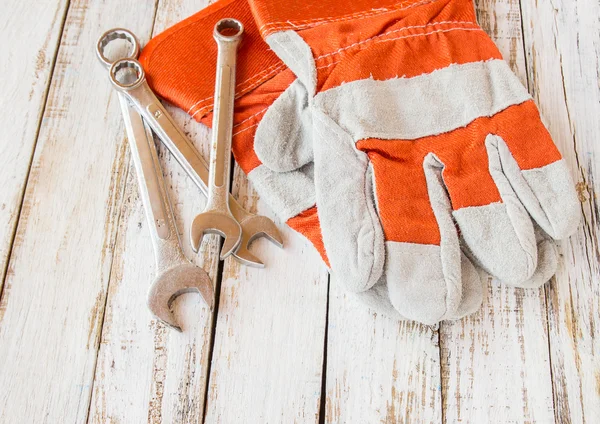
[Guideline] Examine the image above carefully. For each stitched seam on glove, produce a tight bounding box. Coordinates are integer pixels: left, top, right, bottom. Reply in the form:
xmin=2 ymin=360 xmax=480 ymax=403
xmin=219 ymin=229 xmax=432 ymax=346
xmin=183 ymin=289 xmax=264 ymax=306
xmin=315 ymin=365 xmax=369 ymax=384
xmin=259 ymin=0 xmax=442 ymax=36
xmin=194 ymin=21 xmax=482 ymax=119
xmin=314 ymin=21 xmax=479 ymax=61
xmin=189 ymin=62 xmax=288 ymax=118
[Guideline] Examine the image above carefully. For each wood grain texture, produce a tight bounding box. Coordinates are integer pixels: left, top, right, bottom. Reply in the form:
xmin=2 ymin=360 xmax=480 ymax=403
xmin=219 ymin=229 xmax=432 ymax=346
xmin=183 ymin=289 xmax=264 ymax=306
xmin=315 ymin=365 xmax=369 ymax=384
xmin=0 ymin=0 xmax=598 ymax=422
xmin=0 ymin=0 xmax=68 ymax=293
xmin=520 ymin=0 xmax=600 ymax=421
xmin=0 ymin=1 xmax=157 ymax=422
xmin=440 ymin=1 xmax=556 ymax=422
xmin=88 ymin=1 xmax=222 ymax=423
xmin=441 ymin=283 xmax=555 ymax=423
xmin=325 ymin=281 xmax=442 ymax=423
xmin=204 ymin=165 xmax=329 ymax=423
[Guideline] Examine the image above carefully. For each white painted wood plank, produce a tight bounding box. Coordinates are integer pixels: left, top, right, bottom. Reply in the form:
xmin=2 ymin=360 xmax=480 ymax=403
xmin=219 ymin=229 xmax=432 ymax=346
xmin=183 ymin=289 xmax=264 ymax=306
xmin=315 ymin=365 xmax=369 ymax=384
xmin=89 ymin=1 xmax=222 ymax=423
xmin=441 ymin=284 xmax=555 ymax=422
xmin=0 ymin=0 xmax=68 ymax=291
xmin=441 ymin=1 xmax=556 ymax=422
xmin=0 ymin=1 xmax=158 ymax=422
xmin=474 ymin=0 xmax=527 ymax=86
xmin=520 ymin=0 xmax=600 ymax=421
xmin=326 ymin=282 xmax=442 ymax=423
xmin=204 ymin=167 xmax=329 ymax=423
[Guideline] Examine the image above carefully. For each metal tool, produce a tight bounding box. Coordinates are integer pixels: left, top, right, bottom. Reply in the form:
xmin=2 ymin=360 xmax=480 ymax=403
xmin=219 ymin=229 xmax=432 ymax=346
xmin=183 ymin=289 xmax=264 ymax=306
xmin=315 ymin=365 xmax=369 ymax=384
xmin=190 ymin=19 xmax=244 ymax=260
xmin=97 ymin=28 xmax=214 ymax=331
xmin=105 ymin=29 xmax=283 ymax=266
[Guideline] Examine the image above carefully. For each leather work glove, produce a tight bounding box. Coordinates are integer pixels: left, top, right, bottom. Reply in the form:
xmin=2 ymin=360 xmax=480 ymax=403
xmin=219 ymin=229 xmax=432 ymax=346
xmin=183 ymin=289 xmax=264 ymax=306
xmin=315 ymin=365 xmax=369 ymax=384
xmin=140 ymin=0 xmax=581 ymax=325
xmin=245 ymin=0 xmax=581 ymax=323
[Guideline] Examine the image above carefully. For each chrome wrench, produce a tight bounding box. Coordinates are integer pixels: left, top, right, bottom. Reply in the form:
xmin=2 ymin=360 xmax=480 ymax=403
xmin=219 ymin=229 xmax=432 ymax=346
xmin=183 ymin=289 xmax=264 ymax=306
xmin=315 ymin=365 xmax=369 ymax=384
xmin=97 ymin=29 xmax=213 ymax=331
xmin=190 ymin=19 xmax=244 ymax=260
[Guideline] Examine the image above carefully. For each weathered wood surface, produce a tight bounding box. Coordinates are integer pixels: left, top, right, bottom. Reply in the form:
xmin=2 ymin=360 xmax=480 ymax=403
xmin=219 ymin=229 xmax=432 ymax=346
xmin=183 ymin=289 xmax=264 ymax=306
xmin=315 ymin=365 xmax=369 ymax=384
xmin=325 ymin=282 xmax=442 ymax=423
xmin=0 ymin=1 xmax=158 ymax=422
xmin=0 ymin=0 xmax=598 ymax=422
xmin=520 ymin=0 xmax=600 ymax=422
xmin=0 ymin=0 xmax=68 ymax=292
xmin=204 ymin=178 xmax=328 ymax=422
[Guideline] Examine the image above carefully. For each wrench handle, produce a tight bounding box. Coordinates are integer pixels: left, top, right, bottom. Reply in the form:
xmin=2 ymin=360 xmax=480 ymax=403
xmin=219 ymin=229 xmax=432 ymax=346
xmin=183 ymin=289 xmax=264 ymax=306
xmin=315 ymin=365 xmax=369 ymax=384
xmin=111 ymin=53 xmax=257 ymax=218
xmin=118 ymin=94 xmax=176 ymax=242
xmin=206 ymin=19 xmax=243 ymax=212
xmin=118 ymin=93 xmax=191 ymax=275
xmin=118 ymin=74 xmax=257 ymax=220
xmin=211 ymin=63 xmax=233 ymax=189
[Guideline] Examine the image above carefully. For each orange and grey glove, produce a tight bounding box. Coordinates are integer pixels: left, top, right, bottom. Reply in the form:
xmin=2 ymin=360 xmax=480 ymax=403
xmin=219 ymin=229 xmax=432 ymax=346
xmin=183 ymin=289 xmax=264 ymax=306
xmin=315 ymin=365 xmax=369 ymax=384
xmin=246 ymin=0 xmax=581 ymax=323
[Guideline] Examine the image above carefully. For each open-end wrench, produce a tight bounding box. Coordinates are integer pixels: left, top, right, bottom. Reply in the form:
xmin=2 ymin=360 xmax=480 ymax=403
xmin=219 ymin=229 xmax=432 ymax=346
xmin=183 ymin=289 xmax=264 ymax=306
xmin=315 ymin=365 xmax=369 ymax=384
xmin=123 ymin=100 xmax=214 ymax=331
xmin=96 ymin=29 xmax=214 ymax=331
xmin=107 ymin=31 xmax=283 ymax=266
xmin=190 ymin=19 xmax=244 ymax=260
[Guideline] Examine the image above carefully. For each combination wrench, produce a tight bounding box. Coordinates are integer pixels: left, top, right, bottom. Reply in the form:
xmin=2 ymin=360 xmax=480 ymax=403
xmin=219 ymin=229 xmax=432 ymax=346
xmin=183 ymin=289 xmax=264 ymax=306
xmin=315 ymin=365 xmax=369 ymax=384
xmin=191 ymin=19 xmax=244 ymax=259
xmin=107 ymin=29 xmax=283 ymax=266
xmin=97 ymin=29 xmax=213 ymax=330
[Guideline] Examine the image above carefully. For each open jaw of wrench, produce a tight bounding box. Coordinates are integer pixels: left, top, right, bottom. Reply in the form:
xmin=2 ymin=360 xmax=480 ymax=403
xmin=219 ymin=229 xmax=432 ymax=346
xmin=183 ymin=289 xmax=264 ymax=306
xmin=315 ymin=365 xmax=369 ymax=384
xmin=107 ymin=30 xmax=283 ymax=266
xmin=190 ymin=19 xmax=244 ymax=260
xmin=123 ymin=101 xmax=214 ymax=331
xmin=97 ymin=28 xmax=214 ymax=331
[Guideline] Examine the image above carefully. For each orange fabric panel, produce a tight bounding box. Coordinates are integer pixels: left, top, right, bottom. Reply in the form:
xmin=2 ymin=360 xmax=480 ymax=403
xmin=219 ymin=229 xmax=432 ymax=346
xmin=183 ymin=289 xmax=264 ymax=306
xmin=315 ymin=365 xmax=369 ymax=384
xmin=253 ymin=0 xmax=500 ymax=92
xmin=287 ymin=207 xmax=330 ymax=266
xmin=316 ymin=24 xmax=501 ymax=92
xmin=139 ymin=0 xmax=283 ymax=121
xmin=293 ymin=0 xmax=494 ymax=91
xmin=250 ymin=0 xmax=446 ymax=37
xmin=357 ymin=101 xmax=562 ymax=245
xmin=495 ymin=101 xmax=562 ymax=170
xmin=367 ymin=148 xmax=442 ymax=245
xmin=297 ymin=0 xmax=475 ymax=57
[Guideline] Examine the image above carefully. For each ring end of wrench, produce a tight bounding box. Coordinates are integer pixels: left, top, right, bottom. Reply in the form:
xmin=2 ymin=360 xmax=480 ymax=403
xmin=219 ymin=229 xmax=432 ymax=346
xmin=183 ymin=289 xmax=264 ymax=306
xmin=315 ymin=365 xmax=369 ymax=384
xmin=96 ymin=28 xmax=140 ymax=68
xmin=213 ymin=18 xmax=244 ymax=44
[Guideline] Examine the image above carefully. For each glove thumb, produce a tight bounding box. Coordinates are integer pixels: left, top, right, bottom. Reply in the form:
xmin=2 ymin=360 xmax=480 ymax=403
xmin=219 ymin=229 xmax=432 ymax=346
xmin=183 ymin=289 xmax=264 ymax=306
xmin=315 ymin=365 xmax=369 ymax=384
xmin=255 ymin=79 xmax=314 ymax=173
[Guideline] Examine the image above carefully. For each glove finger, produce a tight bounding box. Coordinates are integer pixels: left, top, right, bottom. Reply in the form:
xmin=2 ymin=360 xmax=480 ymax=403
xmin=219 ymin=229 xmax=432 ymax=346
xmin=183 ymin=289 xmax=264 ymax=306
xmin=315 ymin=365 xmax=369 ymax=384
xmin=493 ymin=224 xmax=559 ymax=289
xmin=350 ymin=279 xmax=404 ymax=319
xmin=383 ymin=153 xmax=482 ymax=325
xmin=312 ymin=109 xmax=385 ymax=293
xmin=354 ymin=253 xmax=485 ymax=323
xmin=255 ymin=79 xmax=314 ymax=172
xmin=490 ymin=104 xmax=580 ymax=240
xmin=449 ymin=133 xmax=538 ymax=284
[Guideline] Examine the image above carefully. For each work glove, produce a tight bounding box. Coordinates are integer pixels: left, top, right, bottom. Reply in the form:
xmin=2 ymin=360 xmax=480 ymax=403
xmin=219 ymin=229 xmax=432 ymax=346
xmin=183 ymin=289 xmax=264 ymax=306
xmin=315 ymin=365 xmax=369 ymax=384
xmin=244 ymin=0 xmax=581 ymax=323
xmin=141 ymin=0 xmax=581 ymax=325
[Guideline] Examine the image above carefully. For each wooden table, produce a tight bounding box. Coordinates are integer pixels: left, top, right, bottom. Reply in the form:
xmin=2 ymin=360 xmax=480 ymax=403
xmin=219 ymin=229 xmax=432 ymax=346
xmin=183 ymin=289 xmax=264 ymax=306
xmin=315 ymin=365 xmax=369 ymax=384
xmin=0 ymin=0 xmax=598 ymax=422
